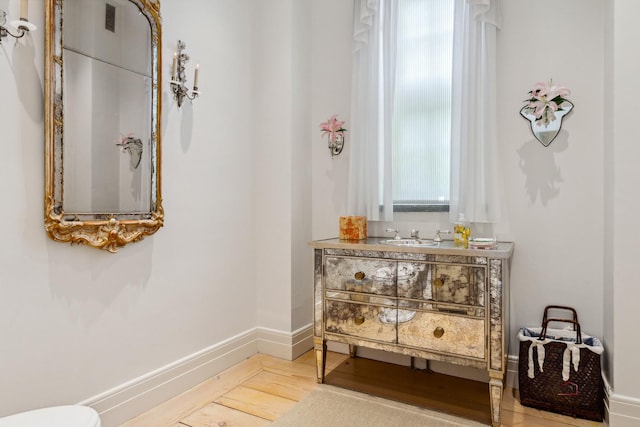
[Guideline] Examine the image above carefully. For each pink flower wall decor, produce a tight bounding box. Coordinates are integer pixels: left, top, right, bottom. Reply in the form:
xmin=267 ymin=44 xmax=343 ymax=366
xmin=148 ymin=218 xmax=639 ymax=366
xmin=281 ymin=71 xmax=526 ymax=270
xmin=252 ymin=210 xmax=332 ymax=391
xmin=319 ymin=114 xmax=347 ymax=157
xmin=520 ymin=80 xmax=574 ymax=147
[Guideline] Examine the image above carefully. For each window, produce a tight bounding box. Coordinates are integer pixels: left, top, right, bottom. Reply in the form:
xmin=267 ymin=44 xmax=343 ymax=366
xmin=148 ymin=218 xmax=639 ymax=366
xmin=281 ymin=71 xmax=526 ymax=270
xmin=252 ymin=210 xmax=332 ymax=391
xmin=349 ymin=0 xmax=501 ymax=222
xmin=391 ymin=0 xmax=454 ymax=212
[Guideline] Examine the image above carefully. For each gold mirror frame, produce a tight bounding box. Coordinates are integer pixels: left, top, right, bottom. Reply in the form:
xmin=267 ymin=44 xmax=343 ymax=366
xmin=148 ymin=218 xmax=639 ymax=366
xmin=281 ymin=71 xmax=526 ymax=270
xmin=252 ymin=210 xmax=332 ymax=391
xmin=44 ymin=0 xmax=163 ymax=253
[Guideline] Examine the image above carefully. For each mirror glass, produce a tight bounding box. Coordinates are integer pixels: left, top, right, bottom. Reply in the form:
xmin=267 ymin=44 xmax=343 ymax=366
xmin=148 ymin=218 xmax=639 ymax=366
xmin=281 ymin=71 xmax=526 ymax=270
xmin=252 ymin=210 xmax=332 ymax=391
xmin=45 ymin=0 xmax=163 ymax=252
xmin=520 ymin=101 xmax=573 ymax=147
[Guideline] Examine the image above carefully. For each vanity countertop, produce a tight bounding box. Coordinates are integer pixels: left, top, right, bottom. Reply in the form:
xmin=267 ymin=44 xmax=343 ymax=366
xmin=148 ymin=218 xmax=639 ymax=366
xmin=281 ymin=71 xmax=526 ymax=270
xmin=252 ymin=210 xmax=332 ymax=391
xmin=309 ymin=237 xmax=514 ymax=259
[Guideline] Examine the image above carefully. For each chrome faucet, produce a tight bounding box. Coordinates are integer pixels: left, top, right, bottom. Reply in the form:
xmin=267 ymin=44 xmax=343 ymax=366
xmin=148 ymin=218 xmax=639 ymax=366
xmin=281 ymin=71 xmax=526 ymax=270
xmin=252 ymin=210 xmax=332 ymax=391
xmin=410 ymin=229 xmax=420 ymax=239
xmin=434 ymin=229 xmax=451 ymax=242
xmin=385 ymin=228 xmax=401 ymax=240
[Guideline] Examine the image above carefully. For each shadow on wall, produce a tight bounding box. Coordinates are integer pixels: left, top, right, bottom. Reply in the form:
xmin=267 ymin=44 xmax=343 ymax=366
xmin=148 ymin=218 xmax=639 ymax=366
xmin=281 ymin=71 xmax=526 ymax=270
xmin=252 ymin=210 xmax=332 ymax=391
xmin=7 ymin=31 xmax=47 ymax=259
xmin=161 ymin=89 xmax=194 ymax=153
xmin=9 ymin=33 xmax=44 ymax=122
xmin=326 ymin=139 xmax=350 ymax=217
xmin=180 ymin=101 xmax=194 ymax=153
xmin=517 ymin=130 xmax=569 ymax=206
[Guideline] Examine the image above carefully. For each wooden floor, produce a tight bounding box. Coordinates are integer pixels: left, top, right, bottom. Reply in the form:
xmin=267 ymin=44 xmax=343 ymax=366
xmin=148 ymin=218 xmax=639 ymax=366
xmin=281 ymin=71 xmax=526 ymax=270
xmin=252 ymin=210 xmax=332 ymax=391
xmin=120 ymin=350 xmax=603 ymax=427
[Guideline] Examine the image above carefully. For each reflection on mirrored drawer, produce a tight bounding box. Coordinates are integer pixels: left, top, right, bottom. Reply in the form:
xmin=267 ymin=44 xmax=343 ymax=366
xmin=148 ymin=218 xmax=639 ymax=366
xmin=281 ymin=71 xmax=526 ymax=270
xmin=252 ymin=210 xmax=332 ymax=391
xmin=397 ymin=262 xmax=486 ymax=307
xmin=325 ymin=300 xmax=397 ymax=344
xmin=398 ymin=311 xmax=485 ymax=359
xmin=325 ymin=257 xmax=397 ymax=296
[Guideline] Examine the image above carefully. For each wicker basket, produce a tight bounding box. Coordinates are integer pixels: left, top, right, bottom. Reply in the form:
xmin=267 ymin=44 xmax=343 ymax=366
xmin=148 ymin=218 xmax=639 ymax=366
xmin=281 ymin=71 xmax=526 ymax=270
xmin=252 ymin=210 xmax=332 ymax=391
xmin=518 ymin=306 xmax=604 ymax=421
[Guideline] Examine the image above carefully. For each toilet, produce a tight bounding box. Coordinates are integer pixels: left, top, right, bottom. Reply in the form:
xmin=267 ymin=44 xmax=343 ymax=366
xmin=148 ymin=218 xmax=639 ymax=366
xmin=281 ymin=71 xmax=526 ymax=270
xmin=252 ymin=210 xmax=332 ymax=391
xmin=0 ymin=405 xmax=101 ymax=427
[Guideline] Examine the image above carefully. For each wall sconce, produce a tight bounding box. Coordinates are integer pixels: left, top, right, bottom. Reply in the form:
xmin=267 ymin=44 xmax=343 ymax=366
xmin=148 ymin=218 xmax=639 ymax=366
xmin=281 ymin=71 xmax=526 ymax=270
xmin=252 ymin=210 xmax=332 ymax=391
xmin=319 ymin=114 xmax=347 ymax=157
xmin=170 ymin=40 xmax=200 ymax=107
xmin=521 ymin=80 xmax=573 ymax=147
xmin=0 ymin=0 xmax=37 ymax=44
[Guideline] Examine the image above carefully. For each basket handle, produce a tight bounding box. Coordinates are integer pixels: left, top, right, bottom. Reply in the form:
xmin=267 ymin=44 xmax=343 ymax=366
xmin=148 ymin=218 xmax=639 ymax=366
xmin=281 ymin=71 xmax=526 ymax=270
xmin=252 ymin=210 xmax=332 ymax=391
xmin=541 ymin=305 xmax=578 ymax=329
xmin=539 ymin=318 xmax=583 ymax=344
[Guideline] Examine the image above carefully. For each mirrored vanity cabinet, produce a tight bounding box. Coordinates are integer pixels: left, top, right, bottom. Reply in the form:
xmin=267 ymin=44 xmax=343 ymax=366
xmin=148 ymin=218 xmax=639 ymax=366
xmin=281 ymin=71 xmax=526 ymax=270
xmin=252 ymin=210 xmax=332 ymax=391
xmin=309 ymin=238 xmax=514 ymax=427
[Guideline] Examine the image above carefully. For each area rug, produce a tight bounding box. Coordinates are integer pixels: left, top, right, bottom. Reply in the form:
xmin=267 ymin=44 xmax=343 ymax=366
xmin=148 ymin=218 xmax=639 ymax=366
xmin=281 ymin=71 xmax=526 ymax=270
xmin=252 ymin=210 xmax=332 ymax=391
xmin=271 ymin=384 xmax=486 ymax=426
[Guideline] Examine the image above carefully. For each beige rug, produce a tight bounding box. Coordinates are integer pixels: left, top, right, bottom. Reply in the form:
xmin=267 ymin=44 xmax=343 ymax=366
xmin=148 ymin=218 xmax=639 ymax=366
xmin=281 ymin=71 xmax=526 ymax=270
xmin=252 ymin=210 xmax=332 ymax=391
xmin=271 ymin=385 xmax=486 ymax=426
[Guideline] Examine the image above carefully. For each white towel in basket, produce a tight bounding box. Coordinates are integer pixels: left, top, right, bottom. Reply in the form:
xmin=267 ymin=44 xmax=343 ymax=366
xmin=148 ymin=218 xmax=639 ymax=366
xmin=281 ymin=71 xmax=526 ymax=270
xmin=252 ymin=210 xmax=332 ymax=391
xmin=519 ymin=327 xmax=604 ymax=380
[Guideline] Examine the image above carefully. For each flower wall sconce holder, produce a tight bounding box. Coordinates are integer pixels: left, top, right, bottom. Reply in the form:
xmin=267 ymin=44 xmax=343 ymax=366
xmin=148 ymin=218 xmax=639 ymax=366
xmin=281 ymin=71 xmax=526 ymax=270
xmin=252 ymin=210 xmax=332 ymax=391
xmin=0 ymin=7 xmax=37 ymax=45
xmin=319 ymin=114 xmax=347 ymax=158
xmin=521 ymin=80 xmax=573 ymax=147
xmin=170 ymin=40 xmax=200 ymax=107
xmin=329 ymin=133 xmax=345 ymax=157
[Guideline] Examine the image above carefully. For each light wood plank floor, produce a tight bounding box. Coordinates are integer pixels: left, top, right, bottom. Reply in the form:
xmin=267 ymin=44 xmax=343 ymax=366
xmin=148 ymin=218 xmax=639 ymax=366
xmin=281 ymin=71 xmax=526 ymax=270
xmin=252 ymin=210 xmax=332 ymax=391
xmin=121 ymin=350 xmax=603 ymax=427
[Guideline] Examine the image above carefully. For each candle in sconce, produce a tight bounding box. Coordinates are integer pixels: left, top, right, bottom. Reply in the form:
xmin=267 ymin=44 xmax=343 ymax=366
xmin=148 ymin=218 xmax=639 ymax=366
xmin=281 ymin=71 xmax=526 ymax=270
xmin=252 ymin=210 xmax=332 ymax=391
xmin=172 ymin=53 xmax=178 ymax=80
xmin=193 ymin=64 xmax=200 ymax=89
xmin=20 ymin=0 xmax=28 ymax=20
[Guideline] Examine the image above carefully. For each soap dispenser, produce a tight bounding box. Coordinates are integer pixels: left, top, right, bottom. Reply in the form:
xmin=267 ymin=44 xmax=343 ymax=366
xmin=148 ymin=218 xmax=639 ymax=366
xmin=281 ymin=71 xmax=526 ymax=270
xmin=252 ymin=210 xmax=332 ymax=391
xmin=453 ymin=213 xmax=470 ymax=248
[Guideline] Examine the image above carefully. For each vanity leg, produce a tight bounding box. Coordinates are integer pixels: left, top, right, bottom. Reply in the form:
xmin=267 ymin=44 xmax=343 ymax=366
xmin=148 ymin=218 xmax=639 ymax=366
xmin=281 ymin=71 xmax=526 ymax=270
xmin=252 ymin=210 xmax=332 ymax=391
xmin=488 ymin=375 xmax=504 ymax=427
xmin=349 ymin=344 xmax=357 ymax=358
xmin=425 ymin=359 xmax=433 ymax=373
xmin=314 ymin=337 xmax=326 ymax=383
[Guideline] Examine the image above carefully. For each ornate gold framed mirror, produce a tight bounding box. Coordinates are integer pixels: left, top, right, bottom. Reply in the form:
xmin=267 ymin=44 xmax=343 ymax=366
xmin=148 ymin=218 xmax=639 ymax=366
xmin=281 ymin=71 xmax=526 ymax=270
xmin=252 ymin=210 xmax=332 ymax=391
xmin=44 ymin=0 xmax=163 ymax=252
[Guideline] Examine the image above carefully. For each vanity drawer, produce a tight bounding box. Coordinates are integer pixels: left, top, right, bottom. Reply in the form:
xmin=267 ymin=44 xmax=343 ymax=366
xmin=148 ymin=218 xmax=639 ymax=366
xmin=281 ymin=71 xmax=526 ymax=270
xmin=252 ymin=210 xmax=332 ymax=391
xmin=397 ymin=262 xmax=486 ymax=307
xmin=398 ymin=311 xmax=485 ymax=359
xmin=325 ymin=257 xmax=397 ymax=297
xmin=325 ymin=300 xmax=397 ymax=344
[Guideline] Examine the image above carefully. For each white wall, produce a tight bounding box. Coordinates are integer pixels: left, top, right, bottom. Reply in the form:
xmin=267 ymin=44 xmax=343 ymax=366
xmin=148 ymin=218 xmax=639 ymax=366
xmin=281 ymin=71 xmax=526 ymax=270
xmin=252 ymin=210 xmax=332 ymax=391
xmin=0 ymin=0 xmax=259 ymax=418
xmin=310 ymin=0 xmax=353 ymax=239
xmin=252 ymin=0 xmax=314 ymax=334
xmin=252 ymin=0 xmax=294 ymax=332
xmin=290 ymin=0 xmax=313 ymax=331
xmin=497 ymin=0 xmax=605 ymax=349
xmin=603 ymin=0 xmax=615 ymax=398
xmin=608 ymin=0 xmax=640 ymax=405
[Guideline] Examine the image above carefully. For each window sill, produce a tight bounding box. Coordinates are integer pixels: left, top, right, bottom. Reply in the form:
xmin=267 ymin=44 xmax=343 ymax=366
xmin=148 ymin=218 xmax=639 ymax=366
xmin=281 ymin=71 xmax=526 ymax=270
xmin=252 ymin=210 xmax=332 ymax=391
xmin=393 ymin=203 xmax=449 ymax=213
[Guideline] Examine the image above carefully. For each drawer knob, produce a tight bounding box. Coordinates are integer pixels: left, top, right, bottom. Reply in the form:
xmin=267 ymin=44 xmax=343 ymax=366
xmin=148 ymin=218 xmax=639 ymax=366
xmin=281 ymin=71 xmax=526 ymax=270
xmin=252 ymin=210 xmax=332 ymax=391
xmin=355 ymin=315 xmax=365 ymax=325
xmin=433 ymin=327 xmax=445 ymax=338
xmin=433 ymin=278 xmax=445 ymax=288
xmin=354 ymin=271 xmax=366 ymax=280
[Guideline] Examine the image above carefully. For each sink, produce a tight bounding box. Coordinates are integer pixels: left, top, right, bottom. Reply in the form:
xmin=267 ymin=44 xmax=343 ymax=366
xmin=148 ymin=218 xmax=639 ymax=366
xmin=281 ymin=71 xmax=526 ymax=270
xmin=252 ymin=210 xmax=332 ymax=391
xmin=380 ymin=238 xmax=439 ymax=248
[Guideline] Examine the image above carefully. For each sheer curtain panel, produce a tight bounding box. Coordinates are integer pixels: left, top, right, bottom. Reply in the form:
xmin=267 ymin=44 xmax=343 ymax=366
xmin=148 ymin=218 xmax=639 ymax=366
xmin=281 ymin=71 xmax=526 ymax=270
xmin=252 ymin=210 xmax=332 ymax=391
xmin=449 ymin=0 xmax=503 ymax=224
xmin=347 ymin=0 xmax=397 ymax=221
xmin=348 ymin=0 xmax=503 ymax=225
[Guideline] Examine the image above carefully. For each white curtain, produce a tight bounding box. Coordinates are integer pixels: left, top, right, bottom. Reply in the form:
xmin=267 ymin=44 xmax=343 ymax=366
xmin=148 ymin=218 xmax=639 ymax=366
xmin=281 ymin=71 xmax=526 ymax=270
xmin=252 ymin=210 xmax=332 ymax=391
xmin=347 ymin=0 xmax=397 ymax=221
xmin=449 ymin=0 xmax=503 ymax=224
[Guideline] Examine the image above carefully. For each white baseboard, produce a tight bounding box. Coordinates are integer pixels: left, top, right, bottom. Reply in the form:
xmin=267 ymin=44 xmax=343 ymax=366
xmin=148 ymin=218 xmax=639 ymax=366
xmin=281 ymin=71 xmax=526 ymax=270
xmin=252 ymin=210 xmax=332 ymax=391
xmin=256 ymin=324 xmax=314 ymax=360
xmin=605 ymin=376 xmax=640 ymax=427
xmin=505 ymin=354 xmax=519 ymax=390
xmin=80 ymin=325 xmax=314 ymax=427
